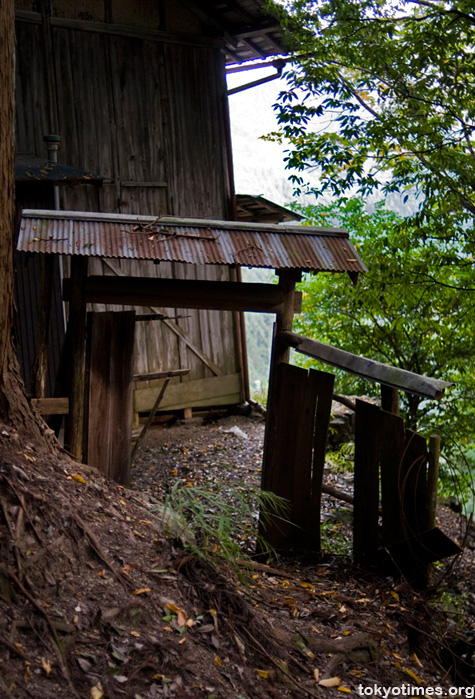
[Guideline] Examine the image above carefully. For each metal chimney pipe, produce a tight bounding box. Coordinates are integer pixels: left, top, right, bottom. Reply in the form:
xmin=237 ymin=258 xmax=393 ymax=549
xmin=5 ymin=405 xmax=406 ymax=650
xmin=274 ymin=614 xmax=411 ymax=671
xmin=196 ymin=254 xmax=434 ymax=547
xmin=44 ymin=133 xmax=61 ymax=210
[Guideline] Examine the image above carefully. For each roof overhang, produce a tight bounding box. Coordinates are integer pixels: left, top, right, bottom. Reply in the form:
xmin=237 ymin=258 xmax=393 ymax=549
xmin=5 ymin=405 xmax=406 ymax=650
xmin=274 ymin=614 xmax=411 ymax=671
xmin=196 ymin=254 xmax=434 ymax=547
xmin=15 ymin=156 xmax=105 ymax=185
xmin=17 ymin=210 xmax=367 ymax=276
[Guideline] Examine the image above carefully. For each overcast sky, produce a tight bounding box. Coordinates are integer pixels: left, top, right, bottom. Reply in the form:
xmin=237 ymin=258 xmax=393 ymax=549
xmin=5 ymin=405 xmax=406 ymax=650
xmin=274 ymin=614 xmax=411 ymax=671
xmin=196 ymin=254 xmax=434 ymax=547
xmin=227 ymin=69 xmax=297 ymax=207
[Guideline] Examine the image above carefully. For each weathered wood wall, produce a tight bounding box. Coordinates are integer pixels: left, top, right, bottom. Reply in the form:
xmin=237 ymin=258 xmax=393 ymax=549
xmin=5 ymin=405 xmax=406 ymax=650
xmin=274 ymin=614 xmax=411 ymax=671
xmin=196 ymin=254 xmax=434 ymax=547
xmin=14 ymin=0 xmax=244 ymax=410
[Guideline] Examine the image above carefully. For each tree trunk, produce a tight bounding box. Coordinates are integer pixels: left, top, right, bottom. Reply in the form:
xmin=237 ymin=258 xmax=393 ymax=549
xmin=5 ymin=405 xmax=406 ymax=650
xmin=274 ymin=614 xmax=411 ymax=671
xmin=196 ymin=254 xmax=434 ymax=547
xmin=0 ymin=1 xmax=43 ymax=435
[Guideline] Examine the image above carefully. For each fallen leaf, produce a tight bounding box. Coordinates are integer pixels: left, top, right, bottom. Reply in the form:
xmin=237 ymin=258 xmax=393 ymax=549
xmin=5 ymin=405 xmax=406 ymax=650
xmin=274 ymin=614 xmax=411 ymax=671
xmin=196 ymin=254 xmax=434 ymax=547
xmin=300 ymin=582 xmax=315 ymax=589
xmin=214 ymin=655 xmax=222 ymax=666
xmin=412 ymin=652 xmax=423 ymax=667
xmin=41 ymin=658 xmax=51 ymax=677
xmin=338 ymin=687 xmax=352 ymax=693
xmin=256 ymin=669 xmax=269 ymax=679
xmin=178 ymin=637 xmax=187 ymax=644
xmin=404 ymin=668 xmax=422 ymax=684
xmin=133 ymin=588 xmax=151 ymax=595
xmin=130 ymin=630 xmax=141 ymax=637
xmin=313 ymin=668 xmax=319 ymax=682
xmin=71 ymin=474 xmax=87 ymax=485
xmin=114 ymin=675 xmax=128 ymax=683
xmin=90 ymin=683 xmax=104 ymax=699
xmin=319 ymin=677 xmax=341 ymax=687
xmin=24 ymin=660 xmax=31 ymax=680
xmin=77 ymin=657 xmax=93 ymax=673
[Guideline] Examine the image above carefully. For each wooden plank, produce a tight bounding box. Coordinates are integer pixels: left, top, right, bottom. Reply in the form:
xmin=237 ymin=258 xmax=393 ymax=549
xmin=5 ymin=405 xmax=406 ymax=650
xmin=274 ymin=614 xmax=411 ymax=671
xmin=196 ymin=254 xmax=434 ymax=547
xmin=134 ymin=372 xmax=241 ymax=413
xmin=32 ymin=251 xmax=55 ymax=398
xmin=64 ymin=275 xmax=303 ymax=315
xmin=86 ymin=311 xmax=135 ymax=485
xmin=353 ymin=399 xmax=381 ymax=562
xmin=291 ymin=369 xmax=319 ymax=545
xmin=308 ymin=370 xmax=335 ymax=552
xmin=427 ymin=435 xmax=441 ymax=530
xmin=380 ymin=410 xmax=406 ymax=547
xmin=64 ymin=256 xmax=88 ymax=461
xmin=279 ymin=331 xmax=452 ymax=400
xmin=402 ymin=430 xmax=428 ymax=538
xmin=260 ymin=362 xmax=309 ymax=550
xmin=381 ymin=385 xmax=399 ymax=415
xmin=31 ymin=397 xmax=69 ymax=415
xmin=16 ymin=11 xmax=224 ymax=49
xmin=134 ymin=369 xmax=190 ymax=382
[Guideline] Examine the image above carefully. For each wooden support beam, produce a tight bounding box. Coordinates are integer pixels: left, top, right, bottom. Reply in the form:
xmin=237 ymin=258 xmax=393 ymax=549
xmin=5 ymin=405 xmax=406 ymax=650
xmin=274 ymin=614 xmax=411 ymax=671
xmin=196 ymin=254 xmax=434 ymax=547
xmin=427 ymin=434 xmax=441 ymax=529
xmin=381 ymin=385 xmax=399 ymax=415
xmin=279 ymin=331 xmax=452 ymax=400
xmin=63 ymin=275 xmax=302 ymax=315
xmin=134 ymin=369 xmax=190 ymax=382
xmin=274 ymin=270 xmax=302 ymax=365
xmin=64 ymin=257 xmax=88 ymax=461
xmin=31 ymin=397 xmax=69 ymax=415
xmin=32 ymin=255 xmax=55 ymax=398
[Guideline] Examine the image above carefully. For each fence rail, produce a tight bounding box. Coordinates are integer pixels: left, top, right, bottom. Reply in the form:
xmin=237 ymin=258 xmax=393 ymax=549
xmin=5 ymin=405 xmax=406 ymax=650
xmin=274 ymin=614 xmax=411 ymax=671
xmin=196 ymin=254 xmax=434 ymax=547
xmin=278 ymin=330 xmax=453 ymax=400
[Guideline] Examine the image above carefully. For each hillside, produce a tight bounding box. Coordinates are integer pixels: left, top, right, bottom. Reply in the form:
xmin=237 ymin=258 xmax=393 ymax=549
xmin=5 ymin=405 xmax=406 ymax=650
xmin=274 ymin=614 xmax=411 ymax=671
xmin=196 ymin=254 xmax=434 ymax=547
xmin=1 ymin=416 xmax=474 ymax=697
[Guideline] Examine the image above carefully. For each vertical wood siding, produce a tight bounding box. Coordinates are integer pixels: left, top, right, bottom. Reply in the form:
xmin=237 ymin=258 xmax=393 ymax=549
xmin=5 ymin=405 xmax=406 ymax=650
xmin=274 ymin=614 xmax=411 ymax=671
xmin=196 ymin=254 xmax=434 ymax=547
xmin=15 ymin=13 xmax=242 ymax=407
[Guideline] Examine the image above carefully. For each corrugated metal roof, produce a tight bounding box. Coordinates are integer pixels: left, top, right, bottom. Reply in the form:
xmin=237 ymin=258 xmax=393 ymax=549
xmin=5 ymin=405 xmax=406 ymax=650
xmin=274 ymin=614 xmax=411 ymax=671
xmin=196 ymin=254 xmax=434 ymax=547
xmin=17 ymin=210 xmax=367 ymax=274
xmin=15 ymin=156 xmax=105 ymax=184
xmin=236 ymin=194 xmax=304 ymax=223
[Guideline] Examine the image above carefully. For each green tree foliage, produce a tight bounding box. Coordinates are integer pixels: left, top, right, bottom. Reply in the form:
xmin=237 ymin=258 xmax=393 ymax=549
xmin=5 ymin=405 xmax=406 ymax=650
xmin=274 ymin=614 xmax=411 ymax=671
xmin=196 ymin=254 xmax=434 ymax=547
xmin=269 ymin=0 xmax=475 ymax=241
xmin=293 ymin=198 xmax=475 ymax=438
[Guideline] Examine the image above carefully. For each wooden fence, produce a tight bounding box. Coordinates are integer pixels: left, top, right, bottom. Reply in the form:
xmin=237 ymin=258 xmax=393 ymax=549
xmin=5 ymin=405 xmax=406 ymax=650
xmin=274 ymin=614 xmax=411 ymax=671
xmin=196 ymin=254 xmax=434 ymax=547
xmin=259 ymin=331 xmax=460 ymax=586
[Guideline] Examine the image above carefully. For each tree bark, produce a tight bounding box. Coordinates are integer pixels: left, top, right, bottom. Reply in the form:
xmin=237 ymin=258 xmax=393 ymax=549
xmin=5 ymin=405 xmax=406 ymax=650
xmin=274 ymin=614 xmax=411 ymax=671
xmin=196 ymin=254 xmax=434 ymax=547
xmin=0 ymin=1 xmax=43 ymax=435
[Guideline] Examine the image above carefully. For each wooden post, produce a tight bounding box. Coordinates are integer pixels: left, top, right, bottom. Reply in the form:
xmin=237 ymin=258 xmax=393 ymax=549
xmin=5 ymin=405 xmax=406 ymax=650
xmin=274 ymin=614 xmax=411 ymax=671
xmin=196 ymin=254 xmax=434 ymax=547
xmin=381 ymin=385 xmax=399 ymax=415
xmin=32 ymin=255 xmax=55 ymax=398
xmin=86 ymin=311 xmax=135 ymax=485
xmin=261 ymin=270 xmax=302 ymax=508
xmin=427 ymin=434 xmax=441 ymax=529
xmin=274 ymin=270 xmax=302 ymax=365
xmin=307 ymin=371 xmax=335 ymax=552
xmin=64 ymin=257 xmax=88 ymax=461
xmin=380 ymin=410 xmax=406 ymax=547
xmin=353 ymin=400 xmax=381 ymax=562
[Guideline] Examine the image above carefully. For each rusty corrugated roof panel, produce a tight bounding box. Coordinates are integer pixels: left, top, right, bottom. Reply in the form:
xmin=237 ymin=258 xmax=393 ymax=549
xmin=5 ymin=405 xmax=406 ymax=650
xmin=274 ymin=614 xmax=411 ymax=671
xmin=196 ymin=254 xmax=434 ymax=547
xmin=236 ymin=194 xmax=304 ymax=223
xmin=15 ymin=156 xmax=105 ymax=184
xmin=17 ymin=210 xmax=367 ymax=274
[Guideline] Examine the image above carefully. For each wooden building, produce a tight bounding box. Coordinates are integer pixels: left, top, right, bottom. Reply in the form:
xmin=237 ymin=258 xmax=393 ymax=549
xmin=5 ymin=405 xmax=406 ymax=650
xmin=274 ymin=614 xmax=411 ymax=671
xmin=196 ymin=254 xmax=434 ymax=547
xmin=14 ymin=0 xmax=286 ymax=413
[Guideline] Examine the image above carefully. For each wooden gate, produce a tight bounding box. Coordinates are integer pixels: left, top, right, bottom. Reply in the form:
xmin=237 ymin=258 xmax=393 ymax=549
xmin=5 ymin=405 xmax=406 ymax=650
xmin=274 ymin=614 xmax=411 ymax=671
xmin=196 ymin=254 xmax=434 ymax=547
xmin=259 ymin=332 xmax=460 ymax=586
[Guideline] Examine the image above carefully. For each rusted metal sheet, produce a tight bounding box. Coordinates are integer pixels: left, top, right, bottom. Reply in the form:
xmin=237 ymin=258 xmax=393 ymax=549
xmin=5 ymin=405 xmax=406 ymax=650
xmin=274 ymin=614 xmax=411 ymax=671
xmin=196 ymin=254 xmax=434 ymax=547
xmin=15 ymin=156 xmax=104 ymax=184
xmin=18 ymin=210 xmax=367 ymax=274
xmin=236 ymin=194 xmax=304 ymax=223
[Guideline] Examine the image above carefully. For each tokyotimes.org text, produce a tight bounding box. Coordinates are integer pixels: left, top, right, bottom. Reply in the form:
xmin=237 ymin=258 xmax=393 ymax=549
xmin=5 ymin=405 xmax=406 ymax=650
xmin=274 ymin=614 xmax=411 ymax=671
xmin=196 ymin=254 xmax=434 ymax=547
xmin=357 ymin=686 xmax=474 ymax=698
